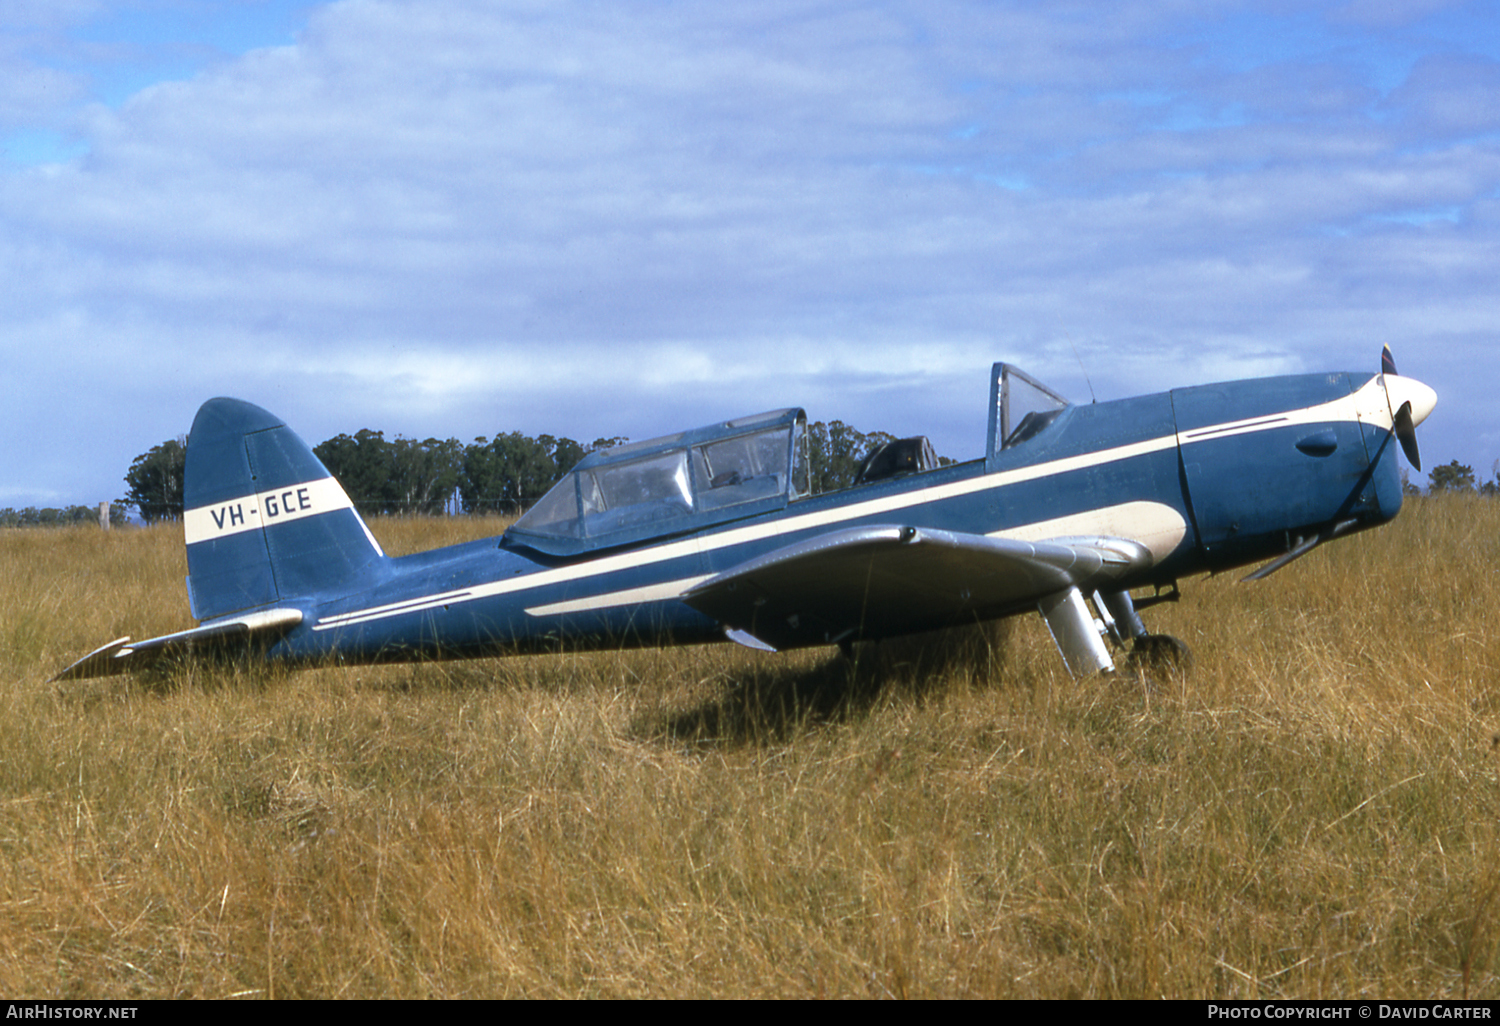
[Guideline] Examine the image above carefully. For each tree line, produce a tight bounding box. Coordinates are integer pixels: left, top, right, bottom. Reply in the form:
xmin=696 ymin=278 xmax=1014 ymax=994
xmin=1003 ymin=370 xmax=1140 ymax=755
xmin=0 ymin=504 xmax=129 ymax=528
xmin=1424 ymin=460 xmax=1500 ymax=496
xmin=117 ymin=420 xmax=929 ymax=524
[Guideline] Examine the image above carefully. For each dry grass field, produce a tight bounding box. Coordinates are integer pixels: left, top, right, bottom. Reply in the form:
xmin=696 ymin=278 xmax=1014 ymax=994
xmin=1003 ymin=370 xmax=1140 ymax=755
xmin=2 ymin=498 xmax=1498 ymax=999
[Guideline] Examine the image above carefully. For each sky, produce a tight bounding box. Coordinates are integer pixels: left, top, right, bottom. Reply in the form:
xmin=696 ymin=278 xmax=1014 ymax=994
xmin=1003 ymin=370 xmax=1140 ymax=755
xmin=2 ymin=0 xmax=1497 ymax=510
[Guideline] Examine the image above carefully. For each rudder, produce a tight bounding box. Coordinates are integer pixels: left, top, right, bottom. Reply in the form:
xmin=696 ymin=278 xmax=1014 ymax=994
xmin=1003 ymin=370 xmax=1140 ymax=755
xmin=183 ymin=398 xmax=385 ymax=621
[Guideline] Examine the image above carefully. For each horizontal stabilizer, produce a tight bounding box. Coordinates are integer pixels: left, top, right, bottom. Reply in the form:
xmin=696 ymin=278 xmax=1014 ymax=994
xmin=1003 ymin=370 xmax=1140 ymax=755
xmin=52 ymin=608 xmax=303 ymax=681
xmin=684 ymin=524 xmax=1149 ymax=651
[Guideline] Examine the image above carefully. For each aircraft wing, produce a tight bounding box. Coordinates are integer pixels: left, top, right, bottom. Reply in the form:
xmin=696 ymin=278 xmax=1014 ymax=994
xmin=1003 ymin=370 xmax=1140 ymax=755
xmin=682 ymin=524 xmax=1150 ymax=651
xmin=52 ymin=607 xmax=303 ymax=681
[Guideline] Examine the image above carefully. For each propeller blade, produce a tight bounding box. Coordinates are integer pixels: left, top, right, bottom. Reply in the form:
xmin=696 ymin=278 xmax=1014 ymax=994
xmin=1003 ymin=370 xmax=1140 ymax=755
xmin=1394 ymin=400 xmax=1421 ymax=472
xmin=1380 ymin=346 xmax=1434 ymax=472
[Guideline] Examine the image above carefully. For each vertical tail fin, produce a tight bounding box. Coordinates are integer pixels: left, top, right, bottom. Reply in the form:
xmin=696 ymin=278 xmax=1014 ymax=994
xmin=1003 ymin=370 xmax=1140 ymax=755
xmin=183 ymin=398 xmax=385 ymax=621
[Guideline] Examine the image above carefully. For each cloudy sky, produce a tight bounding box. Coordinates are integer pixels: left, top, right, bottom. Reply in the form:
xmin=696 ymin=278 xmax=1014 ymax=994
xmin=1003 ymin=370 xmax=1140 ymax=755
xmin=2 ymin=0 xmax=1497 ymax=510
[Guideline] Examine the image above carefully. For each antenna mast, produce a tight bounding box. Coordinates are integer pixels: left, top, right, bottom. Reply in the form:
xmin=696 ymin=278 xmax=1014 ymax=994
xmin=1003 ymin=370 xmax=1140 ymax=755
xmin=1065 ymin=333 xmax=1096 ymax=404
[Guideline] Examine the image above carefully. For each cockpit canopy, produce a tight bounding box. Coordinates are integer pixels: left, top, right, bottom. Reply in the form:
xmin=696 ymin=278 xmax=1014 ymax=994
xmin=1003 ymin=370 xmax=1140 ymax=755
xmin=507 ymin=408 xmax=808 ymax=554
xmin=987 ymin=362 xmax=1070 ymax=459
xmin=507 ymin=362 xmax=1066 ymax=555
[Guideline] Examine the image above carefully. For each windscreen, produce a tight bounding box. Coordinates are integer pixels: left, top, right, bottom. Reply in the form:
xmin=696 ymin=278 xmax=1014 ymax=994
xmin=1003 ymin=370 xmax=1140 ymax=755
xmin=999 ymin=366 xmax=1070 ymax=452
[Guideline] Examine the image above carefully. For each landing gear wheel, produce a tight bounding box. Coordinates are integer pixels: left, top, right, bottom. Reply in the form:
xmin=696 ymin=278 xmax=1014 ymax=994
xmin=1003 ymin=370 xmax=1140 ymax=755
xmin=1126 ymin=634 xmax=1193 ymax=677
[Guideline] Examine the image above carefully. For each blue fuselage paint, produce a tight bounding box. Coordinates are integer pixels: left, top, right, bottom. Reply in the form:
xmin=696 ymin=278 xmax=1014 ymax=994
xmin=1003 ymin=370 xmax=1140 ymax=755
xmin=257 ymin=370 xmax=1402 ymax=668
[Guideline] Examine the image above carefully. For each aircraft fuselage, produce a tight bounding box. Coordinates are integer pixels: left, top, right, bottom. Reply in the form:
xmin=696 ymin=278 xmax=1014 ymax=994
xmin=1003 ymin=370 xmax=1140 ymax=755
xmin=277 ymin=370 xmax=1409 ymax=666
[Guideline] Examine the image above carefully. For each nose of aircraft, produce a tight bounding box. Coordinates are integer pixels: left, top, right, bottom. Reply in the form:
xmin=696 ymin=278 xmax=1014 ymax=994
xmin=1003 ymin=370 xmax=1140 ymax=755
xmin=1384 ymin=374 xmax=1437 ymax=427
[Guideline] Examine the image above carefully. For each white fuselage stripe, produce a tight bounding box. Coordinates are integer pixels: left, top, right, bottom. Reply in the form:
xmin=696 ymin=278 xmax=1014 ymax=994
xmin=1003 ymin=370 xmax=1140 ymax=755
xmin=523 ymin=576 xmax=718 ymax=617
xmin=312 ymin=378 xmax=1392 ymax=632
xmin=517 ymin=501 xmax=1190 ymax=618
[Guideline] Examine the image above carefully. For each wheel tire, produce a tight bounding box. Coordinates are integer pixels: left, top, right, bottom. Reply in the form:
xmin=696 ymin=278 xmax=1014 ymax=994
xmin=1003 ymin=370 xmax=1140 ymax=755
xmin=1126 ymin=634 xmax=1193 ymax=677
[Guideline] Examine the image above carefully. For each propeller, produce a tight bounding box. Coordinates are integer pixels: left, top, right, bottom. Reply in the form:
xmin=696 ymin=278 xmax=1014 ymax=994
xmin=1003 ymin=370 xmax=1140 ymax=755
xmin=1379 ymin=345 xmax=1435 ymax=473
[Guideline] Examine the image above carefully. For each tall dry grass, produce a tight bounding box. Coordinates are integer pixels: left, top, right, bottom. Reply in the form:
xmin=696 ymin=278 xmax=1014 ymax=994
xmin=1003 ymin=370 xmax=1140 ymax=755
xmin=1 ymin=498 xmax=1497 ymax=998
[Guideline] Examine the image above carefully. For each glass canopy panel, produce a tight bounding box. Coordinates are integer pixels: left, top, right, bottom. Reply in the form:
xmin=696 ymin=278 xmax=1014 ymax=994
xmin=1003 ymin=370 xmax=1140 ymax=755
xmin=513 ymin=475 xmax=581 ymax=538
xmin=580 ymin=450 xmax=693 ymax=536
xmin=999 ymin=366 xmax=1070 ymax=451
xmin=695 ymin=426 xmax=792 ymax=511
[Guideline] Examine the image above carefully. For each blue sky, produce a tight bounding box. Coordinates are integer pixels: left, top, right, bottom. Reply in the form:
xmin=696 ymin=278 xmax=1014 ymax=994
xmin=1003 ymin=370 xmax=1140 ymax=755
xmin=2 ymin=0 xmax=1497 ymax=509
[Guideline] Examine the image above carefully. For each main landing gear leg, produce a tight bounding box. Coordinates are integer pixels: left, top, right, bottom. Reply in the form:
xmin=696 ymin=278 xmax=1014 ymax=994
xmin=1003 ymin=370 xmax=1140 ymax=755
xmin=1097 ymin=589 xmax=1193 ymax=677
xmin=1039 ymin=586 xmax=1115 ymax=677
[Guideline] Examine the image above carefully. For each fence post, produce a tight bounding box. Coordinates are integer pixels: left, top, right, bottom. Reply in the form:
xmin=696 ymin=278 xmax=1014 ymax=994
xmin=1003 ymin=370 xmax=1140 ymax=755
xmin=99 ymin=502 xmax=110 ymax=531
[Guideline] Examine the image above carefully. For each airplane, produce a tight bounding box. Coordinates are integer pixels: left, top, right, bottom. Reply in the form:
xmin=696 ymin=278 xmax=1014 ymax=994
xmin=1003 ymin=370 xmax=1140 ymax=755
xmin=56 ymin=347 xmax=1436 ymax=682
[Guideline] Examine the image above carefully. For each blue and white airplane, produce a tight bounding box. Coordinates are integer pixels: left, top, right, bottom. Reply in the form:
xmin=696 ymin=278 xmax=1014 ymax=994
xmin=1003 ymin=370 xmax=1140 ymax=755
xmin=57 ymin=349 xmax=1435 ymax=681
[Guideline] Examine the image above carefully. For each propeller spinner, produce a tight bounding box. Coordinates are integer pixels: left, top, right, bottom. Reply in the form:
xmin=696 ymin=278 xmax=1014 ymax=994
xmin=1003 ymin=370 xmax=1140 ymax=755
xmin=1378 ymin=345 xmax=1436 ymax=472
